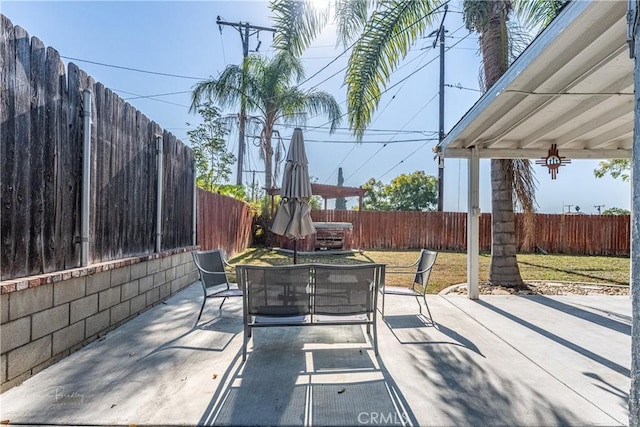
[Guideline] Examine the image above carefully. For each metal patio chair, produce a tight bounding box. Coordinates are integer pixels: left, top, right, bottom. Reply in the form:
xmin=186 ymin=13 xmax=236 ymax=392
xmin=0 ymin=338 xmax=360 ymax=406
xmin=191 ymin=249 xmax=243 ymax=326
xmin=380 ymin=249 xmax=438 ymax=320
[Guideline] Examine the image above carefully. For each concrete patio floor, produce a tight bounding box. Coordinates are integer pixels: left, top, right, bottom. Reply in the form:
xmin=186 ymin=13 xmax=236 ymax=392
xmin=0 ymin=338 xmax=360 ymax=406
xmin=0 ymin=282 xmax=631 ymax=426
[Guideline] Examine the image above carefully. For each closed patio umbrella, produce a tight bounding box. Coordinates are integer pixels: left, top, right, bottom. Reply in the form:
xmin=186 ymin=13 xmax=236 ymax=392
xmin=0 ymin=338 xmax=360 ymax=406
xmin=271 ymin=128 xmax=316 ymax=263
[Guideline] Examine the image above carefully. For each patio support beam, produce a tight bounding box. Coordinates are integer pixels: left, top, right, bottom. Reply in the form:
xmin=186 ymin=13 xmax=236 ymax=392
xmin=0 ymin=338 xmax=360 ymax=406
xmin=466 ymin=146 xmax=480 ymax=300
xmin=628 ymin=4 xmax=640 ymax=424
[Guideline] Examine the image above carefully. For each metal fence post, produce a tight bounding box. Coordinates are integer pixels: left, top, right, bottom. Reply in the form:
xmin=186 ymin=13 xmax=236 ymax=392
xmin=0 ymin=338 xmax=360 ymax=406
xmin=81 ymin=89 xmax=92 ymax=266
xmin=155 ymin=135 xmax=163 ymax=253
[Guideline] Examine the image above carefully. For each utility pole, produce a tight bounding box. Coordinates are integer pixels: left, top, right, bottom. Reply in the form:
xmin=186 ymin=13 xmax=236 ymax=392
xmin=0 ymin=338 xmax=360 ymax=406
xmin=565 ymin=204 xmax=574 ymax=213
xmin=594 ymin=204 xmax=605 ymax=214
xmin=430 ymin=5 xmax=448 ymax=211
xmin=216 ymin=17 xmax=275 ymax=186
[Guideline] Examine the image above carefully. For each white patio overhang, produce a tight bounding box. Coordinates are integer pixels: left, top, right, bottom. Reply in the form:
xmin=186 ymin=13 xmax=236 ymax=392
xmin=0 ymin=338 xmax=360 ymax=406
xmin=435 ymin=0 xmax=633 ymax=298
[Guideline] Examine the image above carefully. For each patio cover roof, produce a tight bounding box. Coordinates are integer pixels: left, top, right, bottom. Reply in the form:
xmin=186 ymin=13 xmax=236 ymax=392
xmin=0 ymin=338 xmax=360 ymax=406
xmin=433 ymin=0 xmax=633 ymax=299
xmin=436 ymin=0 xmax=632 ymax=161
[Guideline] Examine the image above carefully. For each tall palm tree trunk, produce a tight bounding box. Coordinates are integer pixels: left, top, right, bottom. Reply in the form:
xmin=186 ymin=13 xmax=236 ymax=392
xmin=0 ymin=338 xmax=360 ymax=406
xmin=262 ymin=123 xmax=275 ymax=191
xmin=490 ymin=159 xmax=523 ymax=286
xmin=481 ymin=0 xmax=524 ymax=287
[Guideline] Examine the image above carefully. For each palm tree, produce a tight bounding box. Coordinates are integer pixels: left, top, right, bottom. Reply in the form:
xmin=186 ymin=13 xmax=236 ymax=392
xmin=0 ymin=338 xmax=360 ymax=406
xmin=190 ymin=51 xmax=342 ymax=191
xmin=271 ymin=0 xmax=563 ymax=287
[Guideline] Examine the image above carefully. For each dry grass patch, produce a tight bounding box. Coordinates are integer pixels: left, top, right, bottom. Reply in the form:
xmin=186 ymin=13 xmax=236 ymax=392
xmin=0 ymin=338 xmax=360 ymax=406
xmin=228 ymin=248 xmax=629 ymax=294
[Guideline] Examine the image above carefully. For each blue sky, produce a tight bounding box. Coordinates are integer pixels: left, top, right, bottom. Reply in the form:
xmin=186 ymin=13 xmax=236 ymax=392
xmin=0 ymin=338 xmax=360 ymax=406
xmin=2 ymin=1 xmax=630 ymax=213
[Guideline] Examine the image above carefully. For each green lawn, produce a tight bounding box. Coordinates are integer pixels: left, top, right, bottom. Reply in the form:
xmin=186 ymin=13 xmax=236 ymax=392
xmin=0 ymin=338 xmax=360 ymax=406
xmin=228 ymin=248 xmax=630 ymax=294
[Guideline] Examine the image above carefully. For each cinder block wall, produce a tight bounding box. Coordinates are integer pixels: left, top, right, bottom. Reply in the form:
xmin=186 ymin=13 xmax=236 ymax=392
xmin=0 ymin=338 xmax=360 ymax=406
xmin=0 ymin=247 xmax=199 ymax=392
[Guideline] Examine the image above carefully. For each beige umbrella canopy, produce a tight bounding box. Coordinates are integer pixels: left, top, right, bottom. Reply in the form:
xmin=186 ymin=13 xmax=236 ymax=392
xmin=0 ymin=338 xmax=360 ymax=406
xmin=271 ymin=128 xmax=316 ymax=263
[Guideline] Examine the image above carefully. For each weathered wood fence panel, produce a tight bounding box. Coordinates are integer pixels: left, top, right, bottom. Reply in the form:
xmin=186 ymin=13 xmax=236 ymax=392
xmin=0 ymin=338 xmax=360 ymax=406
xmin=1 ymin=16 xmax=195 ymax=280
xmin=162 ymin=131 xmax=195 ymax=250
xmin=519 ymin=213 xmax=630 ymax=255
xmin=311 ymin=210 xmax=630 ymax=255
xmin=1 ymin=22 xmax=85 ymax=279
xmin=196 ymin=189 xmax=253 ymax=257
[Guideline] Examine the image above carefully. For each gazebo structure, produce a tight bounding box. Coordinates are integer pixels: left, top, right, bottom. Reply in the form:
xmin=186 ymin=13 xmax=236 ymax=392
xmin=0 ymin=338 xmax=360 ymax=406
xmin=266 ymin=183 xmax=367 ymax=217
xmin=266 ymin=183 xmax=368 ymax=252
xmin=435 ymin=0 xmax=633 ymax=299
xmin=309 ymin=183 xmax=367 ymax=211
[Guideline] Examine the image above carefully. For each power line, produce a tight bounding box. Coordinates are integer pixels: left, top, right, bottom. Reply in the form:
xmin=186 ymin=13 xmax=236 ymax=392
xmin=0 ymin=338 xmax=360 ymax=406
xmin=337 ymin=50 xmax=439 ymax=183
xmin=123 ymin=90 xmax=192 ymax=100
xmin=315 ymin=28 xmax=470 ymax=184
xmin=331 ymin=27 xmax=467 ymax=184
xmin=308 ymin=29 xmax=473 ymax=135
xmin=112 ymin=88 xmax=190 ymax=108
xmin=274 ymin=122 xmax=437 ymax=134
xmin=315 ymin=28 xmax=474 ymax=184
xmin=219 ymin=24 xmax=228 ymax=66
xmin=247 ymin=135 xmax=435 ymax=144
xmin=304 ymin=1 xmax=450 ymax=89
xmin=317 ymin=44 xmax=445 ymax=183
xmin=376 ymin=92 xmax=441 ymax=180
xmin=378 ymin=140 xmax=433 ymax=180
xmin=60 ymin=56 xmax=206 ymax=80
xmin=344 ymin=92 xmax=439 ymax=182
xmin=445 ymin=83 xmax=481 ymax=92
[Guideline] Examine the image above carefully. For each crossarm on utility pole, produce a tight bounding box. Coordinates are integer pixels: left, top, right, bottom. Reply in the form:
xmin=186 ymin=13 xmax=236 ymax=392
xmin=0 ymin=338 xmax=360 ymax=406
xmin=216 ymin=18 xmax=275 ymax=186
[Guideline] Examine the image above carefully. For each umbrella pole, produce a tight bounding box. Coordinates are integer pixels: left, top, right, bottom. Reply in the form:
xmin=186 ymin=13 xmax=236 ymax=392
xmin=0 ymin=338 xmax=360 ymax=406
xmin=293 ymin=239 xmax=298 ymax=264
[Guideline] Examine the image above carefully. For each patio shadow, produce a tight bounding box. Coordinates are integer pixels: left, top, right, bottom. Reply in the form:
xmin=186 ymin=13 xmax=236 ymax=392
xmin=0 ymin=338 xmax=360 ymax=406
xmin=198 ymin=325 xmax=417 ymax=426
xmin=524 ymin=295 xmax=631 ymax=334
xmin=383 ymin=315 xmax=484 ymax=356
xmin=476 ymin=299 xmax=630 ymax=377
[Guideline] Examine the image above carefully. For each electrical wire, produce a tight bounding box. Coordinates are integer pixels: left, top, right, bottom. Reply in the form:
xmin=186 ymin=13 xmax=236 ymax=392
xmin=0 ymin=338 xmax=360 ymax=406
xmin=123 ymin=90 xmax=192 ymax=100
xmin=344 ymin=92 xmax=439 ymax=182
xmin=60 ymin=56 xmax=207 ymax=80
xmin=326 ymin=28 xmax=469 ymax=183
xmin=112 ymin=88 xmax=191 ymax=108
xmin=302 ymin=1 xmax=450 ymax=89
xmin=378 ymin=140 xmax=432 ymax=180
xmin=219 ymin=28 xmax=228 ymax=66
xmin=246 ymin=135 xmax=435 ymax=143
xmin=364 ymin=30 xmax=475 ymax=182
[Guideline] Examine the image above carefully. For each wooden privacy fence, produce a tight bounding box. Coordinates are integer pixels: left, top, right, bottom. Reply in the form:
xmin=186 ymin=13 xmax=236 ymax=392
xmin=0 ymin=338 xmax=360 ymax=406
xmin=197 ymin=189 xmax=254 ymax=257
xmin=311 ymin=210 xmax=630 ymax=256
xmin=1 ymin=15 xmax=195 ymax=281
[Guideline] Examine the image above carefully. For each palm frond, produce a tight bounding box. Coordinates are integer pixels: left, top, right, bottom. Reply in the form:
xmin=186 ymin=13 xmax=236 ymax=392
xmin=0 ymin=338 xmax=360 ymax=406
xmin=346 ymin=0 xmax=441 ymax=138
xmin=508 ymin=159 xmax=538 ymax=250
xmin=190 ymin=64 xmax=244 ymax=112
xmin=302 ymin=90 xmax=343 ymax=132
xmin=334 ymin=0 xmax=372 ymax=47
xmin=270 ymin=0 xmax=330 ymax=56
xmin=275 ymin=87 xmax=343 ymax=131
xmin=512 ymin=0 xmax=567 ymax=31
xmin=506 ymin=20 xmax=532 ymax=63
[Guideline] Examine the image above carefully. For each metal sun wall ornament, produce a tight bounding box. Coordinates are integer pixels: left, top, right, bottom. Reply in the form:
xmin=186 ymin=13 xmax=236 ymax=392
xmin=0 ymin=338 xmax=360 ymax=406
xmin=535 ymin=144 xmax=571 ymax=179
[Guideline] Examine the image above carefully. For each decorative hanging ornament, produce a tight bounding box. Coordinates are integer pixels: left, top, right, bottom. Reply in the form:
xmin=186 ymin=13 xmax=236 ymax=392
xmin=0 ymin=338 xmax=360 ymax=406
xmin=535 ymin=144 xmax=571 ymax=179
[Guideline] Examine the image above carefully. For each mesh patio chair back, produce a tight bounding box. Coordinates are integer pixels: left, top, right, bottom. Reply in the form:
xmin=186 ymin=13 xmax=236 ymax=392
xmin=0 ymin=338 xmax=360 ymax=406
xmin=313 ymin=264 xmax=380 ymax=316
xmin=191 ymin=249 xmax=243 ymax=325
xmin=242 ymin=264 xmax=313 ymax=317
xmin=382 ymin=249 xmax=438 ymax=321
xmin=413 ymin=249 xmax=438 ymax=292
